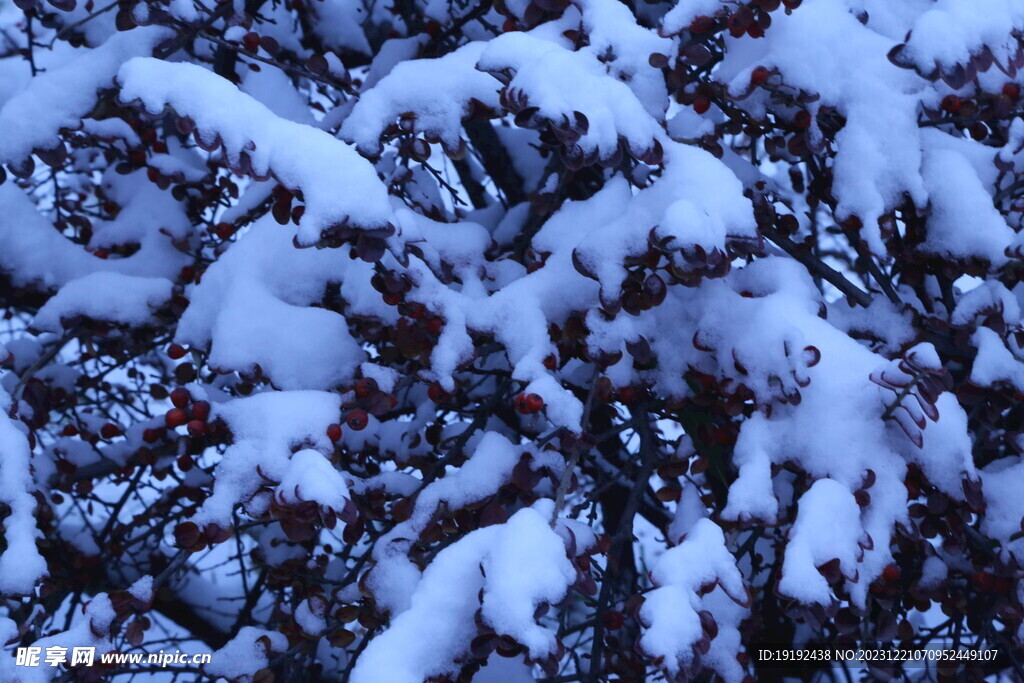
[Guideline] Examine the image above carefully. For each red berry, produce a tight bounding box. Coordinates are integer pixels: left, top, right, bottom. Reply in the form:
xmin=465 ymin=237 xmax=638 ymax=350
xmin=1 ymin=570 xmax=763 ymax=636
xmin=543 ymin=354 xmax=558 ymax=370
xmin=693 ymin=96 xmax=710 ymax=115
xmin=750 ymin=66 xmax=770 ymax=86
xmin=882 ymin=564 xmax=900 ymax=582
xmin=941 ymin=94 xmax=961 ymax=113
xmin=100 ymin=423 xmax=121 ymax=439
xmin=166 ymin=408 xmax=188 ymax=428
xmin=214 ymin=222 xmax=235 ymax=239
xmin=428 ymin=383 xmax=447 ymax=402
xmin=383 ymin=292 xmax=402 ymax=306
xmin=793 ymin=110 xmax=811 ymax=129
xmin=355 ymin=377 xmax=378 ymax=398
xmin=346 ymin=409 xmax=369 ymax=431
xmin=170 ymin=387 xmax=190 ymax=409
xmin=192 ymin=400 xmax=211 ymax=422
xmin=502 ymin=17 xmax=516 ymax=32
xmin=61 ymin=424 xmax=78 ymax=437
xmin=143 ymin=428 xmax=162 ymax=444
xmin=93 ymin=249 xmax=109 ymax=260
xmin=146 ymin=167 xmax=160 ymax=183
xmin=971 ymin=571 xmax=993 ymax=591
xmin=1003 ymin=82 xmax=1021 ymax=99
xmin=242 ymin=32 xmax=260 ymax=51
xmin=618 ymin=386 xmax=638 ymax=404
xmin=515 ymin=392 xmax=544 ymax=415
xmin=167 ymin=343 xmax=187 ymax=360
xmin=425 ymin=318 xmax=443 ymax=335
xmin=326 ymin=423 xmax=343 ymax=441
xmin=176 ymin=454 xmax=194 ymax=472
xmin=187 ymin=419 xmax=206 ymax=437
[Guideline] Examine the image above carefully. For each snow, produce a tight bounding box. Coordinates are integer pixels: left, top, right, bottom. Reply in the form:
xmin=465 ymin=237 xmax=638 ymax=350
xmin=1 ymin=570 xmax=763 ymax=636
xmin=970 ymin=327 xmax=1024 ymax=390
xmin=478 ymin=32 xmax=663 ymax=161
xmin=32 ymin=272 xmax=173 ymax=333
xmin=177 ymin=216 xmax=367 ymax=390
xmin=128 ymin=575 xmax=153 ymax=604
xmin=15 ymin=595 xmax=116 ymax=682
xmin=204 ymin=627 xmax=288 ymax=680
xmin=0 ymin=387 xmax=46 ymax=596
xmin=310 ymin=0 xmax=371 ymax=55
xmin=295 ymin=598 xmax=327 ymax=636
xmin=779 ymin=478 xmax=864 ymax=604
xmin=352 ymin=506 xmax=574 ymax=683
xmin=276 ymin=448 xmax=350 ymax=512
xmin=640 ymin=519 xmax=747 ymax=678
xmin=367 ymin=431 xmax=523 ymax=614
xmin=920 ymin=145 xmax=1013 ymax=265
xmin=0 ymin=28 xmax=168 ymax=165
xmin=900 ymin=0 xmax=1024 ymax=74
xmin=193 ymin=390 xmax=343 ymax=525
xmin=116 ymin=58 xmax=395 ymax=244
xmin=0 ymin=183 xmax=189 ymax=289
xmin=343 ymin=42 xmax=500 ymax=155
xmin=661 ymin=1 xmax=731 ymax=36
xmin=981 ymin=457 xmax=1024 ymax=563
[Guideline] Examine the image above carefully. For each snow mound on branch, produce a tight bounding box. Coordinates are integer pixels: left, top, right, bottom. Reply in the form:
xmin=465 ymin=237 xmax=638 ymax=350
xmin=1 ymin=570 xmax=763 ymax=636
xmin=661 ymin=1 xmax=731 ymax=36
xmin=276 ymin=449 xmax=349 ymax=512
xmin=367 ymin=431 xmax=522 ymax=614
xmin=574 ymin=0 xmax=673 ymax=118
xmin=779 ymin=479 xmax=864 ymax=604
xmin=478 ymin=32 xmax=662 ymax=161
xmin=573 ymin=142 xmax=756 ymax=297
xmin=970 ymin=327 xmax=1024 ymax=391
xmin=343 ymin=42 xmax=500 ymax=155
xmin=919 ymin=145 xmax=1012 ymax=265
xmin=0 ymin=183 xmax=189 ymax=289
xmin=33 ymin=272 xmax=173 ymax=332
xmin=353 ymin=506 xmax=574 ymax=683
xmin=310 ymin=0 xmax=371 ymax=55
xmin=16 ymin=595 xmax=116 ymax=682
xmin=899 ymin=0 xmax=1024 ymax=74
xmin=639 ymin=519 xmax=747 ymax=679
xmin=0 ymin=388 xmax=46 ymax=596
xmin=0 ymin=27 xmax=168 ymax=166
xmin=193 ymin=391 xmax=343 ymax=525
xmin=116 ymin=58 xmax=394 ymax=244
xmin=205 ymin=627 xmax=288 ymax=680
xmin=981 ymin=457 xmax=1024 ymax=563
xmin=178 ymin=217 xmax=367 ymax=390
